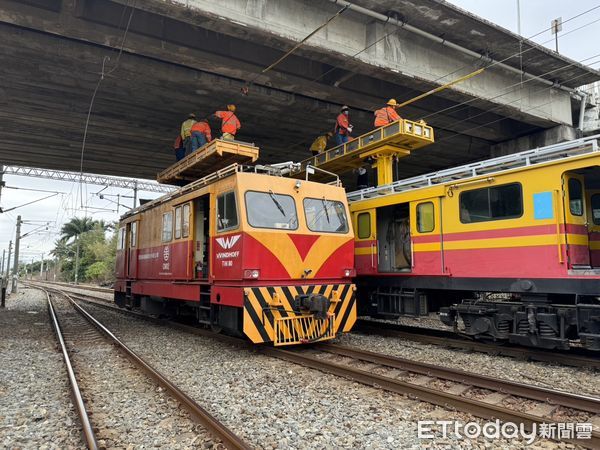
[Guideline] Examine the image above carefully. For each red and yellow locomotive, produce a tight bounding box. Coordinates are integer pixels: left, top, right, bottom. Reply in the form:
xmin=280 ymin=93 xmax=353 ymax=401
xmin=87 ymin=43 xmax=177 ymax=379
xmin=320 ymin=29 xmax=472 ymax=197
xmin=114 ymin=164 xmax=356 ymax=345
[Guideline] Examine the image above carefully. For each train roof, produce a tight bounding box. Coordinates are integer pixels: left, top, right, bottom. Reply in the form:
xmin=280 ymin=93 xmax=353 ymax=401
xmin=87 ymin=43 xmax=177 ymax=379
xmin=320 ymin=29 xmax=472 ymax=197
xmin=347 ymin=134 xmax=600 ymax=203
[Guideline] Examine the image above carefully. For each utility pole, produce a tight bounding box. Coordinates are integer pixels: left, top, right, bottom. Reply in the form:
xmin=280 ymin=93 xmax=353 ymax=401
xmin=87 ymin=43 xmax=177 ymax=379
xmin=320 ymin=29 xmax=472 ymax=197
xmin=133 ymin=180 xmax=138 ymax=209
xmin=2 ymin=241 xmax=12 ymax=307
xmin=12 ymin=215 xmax=21 ymax=293
xmin=74 ymin=236 xmax=80 ymax=285
xmin=551 ymin=17 xmax=562 ymax=53
xmin=1 ymin=249 xmax=5 ymax=274
xmin=0 ymin=164 xmax=4 ymax=210
xmin=40 ymin=253 xmax=44 ymax=281
xmin=5 ymin=241 xmax=12 ymax=280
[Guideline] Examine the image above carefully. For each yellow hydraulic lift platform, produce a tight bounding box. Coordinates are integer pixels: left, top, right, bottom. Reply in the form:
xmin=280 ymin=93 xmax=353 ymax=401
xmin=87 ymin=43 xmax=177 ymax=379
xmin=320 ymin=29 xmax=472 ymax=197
xmin=290 ymin=118 xmax=435 ymax=186
xmin=157 ymin=139 xmax=259 ymax=184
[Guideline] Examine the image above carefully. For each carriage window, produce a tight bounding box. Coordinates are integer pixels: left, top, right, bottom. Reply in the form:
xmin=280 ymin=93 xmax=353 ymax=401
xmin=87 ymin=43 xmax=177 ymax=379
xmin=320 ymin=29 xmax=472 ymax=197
xmin=568 ymin=178 xmax=583 ymax=216
xmin=357 ymin=212 xmax=371 ymax=239
xmin=130 ymin=222 xmax=137 ymax=247
xmin=174 ymin=207 xmax=182 ymax=239
xmin=217 ymin=191 xmax=238 ymax=231
xmin=591 ymin=194 xmax=600 ymax=225
xmin=182 ymin=203 xmax=190 ymax=237
xmin=417 ymin=202 xmax=435 ymax=233
xmin=162 ymin=212 xmax=173 ymax=242
xmin=118 ymin=227 xmax=126 ymax=250
xmin=459 ymin=183 xmax=522 ymax=223
xmin=245 ymin=191 xmax=298 ymax=230
xmin=304 ymin=198 xmax=349 ymax=233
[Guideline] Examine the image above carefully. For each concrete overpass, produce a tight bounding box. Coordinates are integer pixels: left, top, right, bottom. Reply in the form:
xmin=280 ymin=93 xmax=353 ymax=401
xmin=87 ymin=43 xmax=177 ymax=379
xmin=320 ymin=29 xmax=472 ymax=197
xmin=1 ymin=0 xmax=599 ymax=185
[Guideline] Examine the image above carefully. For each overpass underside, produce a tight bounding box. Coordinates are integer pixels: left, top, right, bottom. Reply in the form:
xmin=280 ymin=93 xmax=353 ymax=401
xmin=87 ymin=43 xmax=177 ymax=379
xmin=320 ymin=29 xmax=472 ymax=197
xmin=0 ymin=0 xmax=598 ymax=184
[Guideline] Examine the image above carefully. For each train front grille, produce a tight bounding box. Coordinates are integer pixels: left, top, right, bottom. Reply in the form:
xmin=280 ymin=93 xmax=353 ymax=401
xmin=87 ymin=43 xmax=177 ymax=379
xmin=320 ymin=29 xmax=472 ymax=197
xmin=274 ymin=314 xmax=335 ymax=346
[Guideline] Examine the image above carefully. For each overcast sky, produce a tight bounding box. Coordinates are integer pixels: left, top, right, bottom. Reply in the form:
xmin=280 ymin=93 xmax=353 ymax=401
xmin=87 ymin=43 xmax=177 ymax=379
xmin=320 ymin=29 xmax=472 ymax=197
xmin=1 ymin=0 xmax=600 ymax=269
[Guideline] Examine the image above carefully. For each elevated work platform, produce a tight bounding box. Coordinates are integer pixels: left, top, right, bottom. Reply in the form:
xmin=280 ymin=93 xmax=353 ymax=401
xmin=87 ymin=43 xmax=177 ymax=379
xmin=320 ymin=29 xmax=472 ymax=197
xmin=157 ymin=139 xmax=259 ymax=184
xmin=289 ymin=119 xmax=434 ymax=186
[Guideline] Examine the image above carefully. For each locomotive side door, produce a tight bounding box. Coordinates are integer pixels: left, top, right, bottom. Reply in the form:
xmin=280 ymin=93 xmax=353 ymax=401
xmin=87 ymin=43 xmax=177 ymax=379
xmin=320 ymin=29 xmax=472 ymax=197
xmin=562 ymin=173 xmax=590 ymax=268
xmin=587 ymin=190 xmax=600 ymax=267
xmin=126 ymin=221 xmax=138 ymax=278
xmin=193 ymin=195 xmax=210 ymax=278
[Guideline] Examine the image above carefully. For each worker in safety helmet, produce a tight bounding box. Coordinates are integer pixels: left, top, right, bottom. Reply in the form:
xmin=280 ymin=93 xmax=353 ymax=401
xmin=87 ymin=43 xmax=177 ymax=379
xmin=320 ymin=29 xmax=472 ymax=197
xmin=309 ymin=132 xmax=333 ymax=156
xmin=180 ymin=113 xmax=197 ymax=155
xmin=190 ymin=118 xmax=212 ymax=151
xmin=374 ymin=99 xmax=401 ymax=128
xmin=214 ymin=105 xmax=241 ymax=141
xmin=173 ymin=135 xmax=185 ymax=161
xmin=333 ymin=105 xmax=353 ymax=146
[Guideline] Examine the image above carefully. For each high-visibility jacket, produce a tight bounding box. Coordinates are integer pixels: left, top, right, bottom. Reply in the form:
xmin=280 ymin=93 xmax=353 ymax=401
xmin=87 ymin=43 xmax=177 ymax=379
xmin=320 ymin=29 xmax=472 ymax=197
xmin=334 ymin=113 xmax=350 ymax=135
xmin=310 ymin=135 xmax=328 ymax=153
xmin=191 ymin=121 xmax=212 ymax=141
xmin=174 ymin=135 xmax=183 ymax=150
xmin=181 ymin=118 xmax=196 ymax=139
xmin=215 ymin=111 xmax=241 ymax=135
xmin=374 ymin=106 xmax=400 ymax=127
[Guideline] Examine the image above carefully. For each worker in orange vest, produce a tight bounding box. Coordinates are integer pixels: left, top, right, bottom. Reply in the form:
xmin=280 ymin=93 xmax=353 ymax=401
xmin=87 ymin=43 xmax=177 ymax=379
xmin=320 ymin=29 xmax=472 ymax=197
xmin=190 ymin=119 xmax=212 ymax=151
xmin=333 ymin=105 xmax=353 ymax=146
xmin=374 ymin=99 xmax=401 ymax=127
xmin=173 ymin=135 xmax=185 ymax=161
xmin=214 ymin=105 xmax=241 ymax=140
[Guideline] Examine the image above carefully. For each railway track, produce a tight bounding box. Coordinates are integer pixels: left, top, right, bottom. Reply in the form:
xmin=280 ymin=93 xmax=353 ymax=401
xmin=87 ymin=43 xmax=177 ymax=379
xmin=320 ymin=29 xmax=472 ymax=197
xmin=34 ymin=285 xmax=251 ymax=450
xmin=356 ymin=319 xmax=600 ymax=370
xmin=37 ymin=283 xmax=600 ymax=448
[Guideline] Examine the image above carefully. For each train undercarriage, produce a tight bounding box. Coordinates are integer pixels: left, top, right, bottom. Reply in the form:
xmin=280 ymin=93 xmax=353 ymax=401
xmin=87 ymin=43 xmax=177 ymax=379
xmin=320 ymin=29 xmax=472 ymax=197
xmin=358 ymin=280 xmax=600 ymax=351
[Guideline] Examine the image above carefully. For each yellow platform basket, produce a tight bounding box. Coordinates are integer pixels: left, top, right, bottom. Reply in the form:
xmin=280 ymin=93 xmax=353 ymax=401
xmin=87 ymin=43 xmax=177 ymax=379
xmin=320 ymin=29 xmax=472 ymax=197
xmin=274 ymin=314 xmax=335 ymax=346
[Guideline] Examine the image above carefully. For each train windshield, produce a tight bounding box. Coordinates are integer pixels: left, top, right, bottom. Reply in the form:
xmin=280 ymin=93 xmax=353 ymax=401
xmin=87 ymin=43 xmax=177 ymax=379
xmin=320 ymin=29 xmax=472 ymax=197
xmin=304 ymin=197 xmax=349 ymax=233
xmin=245 ymin=190 xmax=298 ymax=229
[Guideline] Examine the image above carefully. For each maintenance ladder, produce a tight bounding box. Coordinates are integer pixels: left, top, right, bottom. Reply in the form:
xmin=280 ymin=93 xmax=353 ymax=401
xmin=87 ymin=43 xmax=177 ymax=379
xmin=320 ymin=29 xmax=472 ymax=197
xmin=347 ymin=135 xmax=600 ymax=202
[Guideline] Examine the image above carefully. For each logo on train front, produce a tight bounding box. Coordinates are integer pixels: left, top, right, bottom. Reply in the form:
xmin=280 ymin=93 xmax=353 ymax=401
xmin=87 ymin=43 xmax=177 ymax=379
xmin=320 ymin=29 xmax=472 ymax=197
xmin=216 ymin=234 xmax=240 ymax=249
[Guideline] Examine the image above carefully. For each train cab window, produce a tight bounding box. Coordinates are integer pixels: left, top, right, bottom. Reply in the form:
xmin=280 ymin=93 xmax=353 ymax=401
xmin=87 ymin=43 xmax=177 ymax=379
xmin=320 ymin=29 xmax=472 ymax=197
xmin=174 ymin=207 xmax=182 ymax=239
xmin=217 ymin=191 xmax=238 ymax=231
xmin=182 ymin=203 xmax=190 ymax=237
xmin=416 ymin=202 xmax=435 ymax=233
xmin=117 ymin=227 xmax=126 ymax=250
xmin=459 ymin=183 xmax=522 ymax=223
xmin=568 ymin=178 xmax=583 ymax=216
xmin=591 ymin=194 xmax=600 ymax=225
xmin=162 ymin=212 xmax=173 ymax=242
xmin=245 ymin=191 xmax=298 ymax=230
xmin=357 ymin=212 xmax=371 ymax=239
xmin=304 ymin=198 xmax=349 ymax=233
xmin=130 ymin=222 xmax=137 ymax=247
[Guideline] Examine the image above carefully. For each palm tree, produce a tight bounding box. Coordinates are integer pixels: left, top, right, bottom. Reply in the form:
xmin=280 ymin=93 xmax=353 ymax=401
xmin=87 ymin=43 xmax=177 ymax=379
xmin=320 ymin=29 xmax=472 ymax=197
xmin=59 ymin=217 xmax=99 ymax=284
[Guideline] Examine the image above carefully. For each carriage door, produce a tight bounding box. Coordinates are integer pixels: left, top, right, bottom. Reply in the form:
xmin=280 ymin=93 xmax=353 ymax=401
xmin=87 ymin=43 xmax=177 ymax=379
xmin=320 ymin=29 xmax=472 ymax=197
xmin=193 ymin=195 xmax=210 ymax=278
xmin=376 ymin=203 xmax=411 ymax=272
xmin=127 ymin=221 xmax=138 ymax=278
xmin=562 ymin=173 xmax=590 ymax=268
xmin=587 ymin=190 xmax=600 ymax=267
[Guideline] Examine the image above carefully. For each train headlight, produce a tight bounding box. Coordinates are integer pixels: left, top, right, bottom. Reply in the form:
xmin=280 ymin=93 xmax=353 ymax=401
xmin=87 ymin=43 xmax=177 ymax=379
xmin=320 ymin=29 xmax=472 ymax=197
xmin=343 ymin=268 xmax=356 ymax=277
xmin=243 ymin=269 xmax=260 ymax=279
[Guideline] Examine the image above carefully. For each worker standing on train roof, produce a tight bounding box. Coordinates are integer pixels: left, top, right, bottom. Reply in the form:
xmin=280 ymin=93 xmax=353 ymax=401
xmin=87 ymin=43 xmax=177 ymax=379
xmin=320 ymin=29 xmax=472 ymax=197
xmin=190 ymin=118 xmax=212 ymax=151
xmin=309 ymin=132 xmax=333 ymax=156
xmin=375 ymin=98 xmax=400 ymax=128
xmin=214 ymin=104 xmax=241 ymax=140
xmin=333 ymin=105 xmax=353 ymax=146
xmin=173 ymin=135 xmax=185 ymax=161
xmin=180 ymin=113 xmax=196 ymax=155
xmin=374 ymin=99 xmax=401 ymax=128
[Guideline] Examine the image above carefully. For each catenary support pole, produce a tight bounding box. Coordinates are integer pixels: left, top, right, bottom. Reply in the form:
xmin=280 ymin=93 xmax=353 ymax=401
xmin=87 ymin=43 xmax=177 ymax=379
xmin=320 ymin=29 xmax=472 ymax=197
xmin=12 ymin=215 xmax=21 ymax=293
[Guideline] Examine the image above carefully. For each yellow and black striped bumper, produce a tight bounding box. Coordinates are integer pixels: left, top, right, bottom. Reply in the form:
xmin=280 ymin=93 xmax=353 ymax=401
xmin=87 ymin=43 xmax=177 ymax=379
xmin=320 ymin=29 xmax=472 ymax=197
xmin=243 ymin=284 xmax=356 ymax=345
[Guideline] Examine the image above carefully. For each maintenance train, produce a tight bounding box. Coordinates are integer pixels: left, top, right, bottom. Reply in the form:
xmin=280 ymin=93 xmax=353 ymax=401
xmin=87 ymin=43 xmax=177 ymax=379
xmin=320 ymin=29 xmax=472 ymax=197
xmin=114 ymin=164 xmax=356 ymax=346
xmin=348 ymin=137 xmax=600 ymax=351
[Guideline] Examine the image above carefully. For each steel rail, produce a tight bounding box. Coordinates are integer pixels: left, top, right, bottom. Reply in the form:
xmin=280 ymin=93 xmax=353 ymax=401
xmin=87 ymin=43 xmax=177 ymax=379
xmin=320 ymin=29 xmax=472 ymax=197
xmin=356 ymin=321 xmax=600 ymax=370
xmin=46 ymin=286 xmax=600 ymax=448
xmin=316 ymin=343 xmax=600 ymax=414
xmin=258 ymin=347 xmax=600 ymax=449
xmin=31 ymin=285 xmax=251 ymax=450
xmin=43 ymin=288 xmax=99 ymax=450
